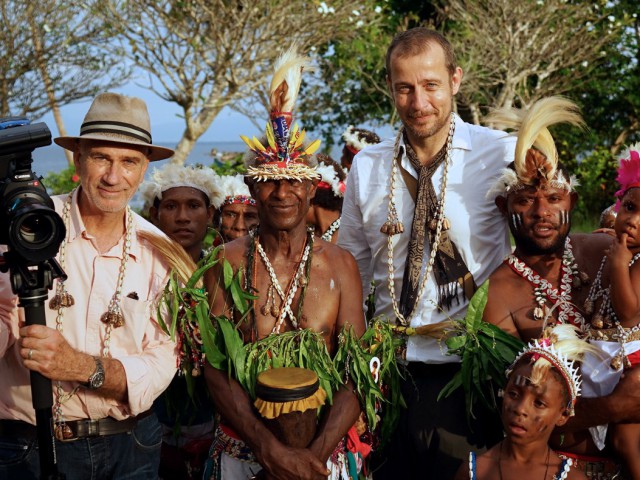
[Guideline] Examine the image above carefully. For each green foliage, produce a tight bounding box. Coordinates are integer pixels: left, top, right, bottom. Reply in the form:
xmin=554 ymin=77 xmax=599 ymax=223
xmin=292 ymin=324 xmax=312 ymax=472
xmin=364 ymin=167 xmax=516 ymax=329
xmin=439 ymin=281 xmax=525 ymax=423
xmin=563 ymin=145 xmax=619 ymax=228
xmin=42 ymin=164 xmax=80 ymax=195
xmin=210 ymin=153 xmax=246 ymax=176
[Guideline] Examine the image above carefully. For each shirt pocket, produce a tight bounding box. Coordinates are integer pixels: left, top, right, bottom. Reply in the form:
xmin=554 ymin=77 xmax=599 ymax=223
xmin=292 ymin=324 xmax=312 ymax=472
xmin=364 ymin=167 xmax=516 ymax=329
xmin=108 ymin=296 xmax=152 ymax=355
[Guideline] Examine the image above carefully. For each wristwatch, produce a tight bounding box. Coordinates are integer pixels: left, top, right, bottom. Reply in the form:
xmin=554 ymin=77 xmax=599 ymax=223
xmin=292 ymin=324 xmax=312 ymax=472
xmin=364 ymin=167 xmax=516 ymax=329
xmin=84 ymin=356 xmax=105 ymax=390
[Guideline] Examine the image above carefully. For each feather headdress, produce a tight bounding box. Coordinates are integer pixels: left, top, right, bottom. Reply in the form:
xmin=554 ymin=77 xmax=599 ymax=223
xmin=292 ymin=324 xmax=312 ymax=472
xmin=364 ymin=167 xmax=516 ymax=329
xmin=315 ymin=160 xmax=346 ymax=198
xmin=506 ymin=324 xmax=596 ymax=416
xmin=342 ymin=125 xmax=380 ymax=154
xmin=614 ymin=142 xmax=640 ymax=210
xmin=217 ymin=174 xmax=256 ymax=209
xmin=138 ymin=163 xmax=223 ymax=213
xmin=243 ymin=47 xmax=321 ymax=182
xmin=487 ymin=96 xmax=584 ymax=198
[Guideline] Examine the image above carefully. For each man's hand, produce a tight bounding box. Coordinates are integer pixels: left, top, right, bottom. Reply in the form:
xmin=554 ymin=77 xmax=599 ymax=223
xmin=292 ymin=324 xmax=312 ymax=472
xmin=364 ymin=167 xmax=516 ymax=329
xmin=19 ymin=324 xmax=92 ymax=382
xmin=257 ymin=439 xmax=330 ymax=480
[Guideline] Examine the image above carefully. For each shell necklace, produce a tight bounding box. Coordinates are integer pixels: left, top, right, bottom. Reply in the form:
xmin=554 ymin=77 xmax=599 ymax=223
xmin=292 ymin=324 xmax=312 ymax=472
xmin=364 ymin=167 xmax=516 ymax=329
xmin=584 ymin=252 xmax=640 ymax=370
xmin=382 ymin=113 xmax=455 ymax=326
xmin=506 ymin=237 xmax=585 ymax=328
xmin=51 ymin=189 xmax=133 ymax=440
xmin=255 ymin=229 xmax=313 ymax=334
xmin=321 ymin=217 xmax=340 ymax=241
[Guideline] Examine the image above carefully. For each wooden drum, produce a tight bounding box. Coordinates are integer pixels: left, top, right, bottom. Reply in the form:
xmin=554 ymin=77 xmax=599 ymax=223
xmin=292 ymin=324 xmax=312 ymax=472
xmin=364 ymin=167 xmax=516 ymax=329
xmin=254 ymin=367 xmax=326 ymax=449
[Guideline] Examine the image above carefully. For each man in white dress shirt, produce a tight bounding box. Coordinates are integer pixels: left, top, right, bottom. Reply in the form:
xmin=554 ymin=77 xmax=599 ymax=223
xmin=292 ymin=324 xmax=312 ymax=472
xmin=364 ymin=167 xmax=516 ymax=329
xmin=338 ymin=27 xmax=515 ymax=478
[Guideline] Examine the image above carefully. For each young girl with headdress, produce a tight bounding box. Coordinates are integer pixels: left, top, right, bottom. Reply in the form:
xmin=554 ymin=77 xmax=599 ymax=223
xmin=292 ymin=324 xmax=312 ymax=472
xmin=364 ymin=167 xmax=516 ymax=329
xmin=581 ymin=142 xmax=640 ymax=478
xmin=454 ymin=324 xmax=590 ymax=480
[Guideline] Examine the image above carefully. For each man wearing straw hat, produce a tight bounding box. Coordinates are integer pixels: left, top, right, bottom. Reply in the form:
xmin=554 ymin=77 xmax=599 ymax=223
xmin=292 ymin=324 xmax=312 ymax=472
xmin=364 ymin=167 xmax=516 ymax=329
xmin=0 ymin=92 xmax=177 ymax=479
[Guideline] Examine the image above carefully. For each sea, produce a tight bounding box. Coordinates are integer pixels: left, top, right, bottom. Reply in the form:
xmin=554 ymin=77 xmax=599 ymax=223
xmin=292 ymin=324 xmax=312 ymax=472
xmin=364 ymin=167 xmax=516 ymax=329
xmin=31 ymin=140 xmax=246 ymax=210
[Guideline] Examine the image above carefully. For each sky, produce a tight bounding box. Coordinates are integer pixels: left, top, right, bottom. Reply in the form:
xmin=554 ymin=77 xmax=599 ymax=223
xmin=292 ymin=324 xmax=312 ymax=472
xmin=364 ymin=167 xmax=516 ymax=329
xmin=36 ymin=83 xmax=262 ymax=146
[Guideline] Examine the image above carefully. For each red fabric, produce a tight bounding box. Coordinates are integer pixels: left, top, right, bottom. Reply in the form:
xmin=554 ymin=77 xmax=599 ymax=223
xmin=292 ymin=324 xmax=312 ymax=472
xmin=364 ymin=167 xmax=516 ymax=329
xmin=346 ymin=145 xmax=359 ymax=156
xmin=346 ymin=425 xmax=372 ymax=459
xmin=626 ymin=349 xmax=640 ymax=367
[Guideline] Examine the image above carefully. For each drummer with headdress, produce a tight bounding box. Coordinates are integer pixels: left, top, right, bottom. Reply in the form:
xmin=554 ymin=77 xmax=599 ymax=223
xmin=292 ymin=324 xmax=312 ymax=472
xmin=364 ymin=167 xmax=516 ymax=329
xmin=201 ymin=47 xmax=371 ymax=480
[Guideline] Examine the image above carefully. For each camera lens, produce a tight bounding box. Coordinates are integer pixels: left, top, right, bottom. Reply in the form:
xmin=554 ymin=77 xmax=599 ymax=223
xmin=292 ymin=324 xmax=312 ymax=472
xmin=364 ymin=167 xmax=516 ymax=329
xmin=16 ymin=213 xmax=55 ymax=246
xmin=7 ymin=202 xmax=65 ymax=264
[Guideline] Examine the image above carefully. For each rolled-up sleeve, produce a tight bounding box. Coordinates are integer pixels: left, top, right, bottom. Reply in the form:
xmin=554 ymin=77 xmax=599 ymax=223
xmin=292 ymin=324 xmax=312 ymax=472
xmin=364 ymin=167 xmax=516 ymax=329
xmin=338 ymin=157 xmax=373 ymax=301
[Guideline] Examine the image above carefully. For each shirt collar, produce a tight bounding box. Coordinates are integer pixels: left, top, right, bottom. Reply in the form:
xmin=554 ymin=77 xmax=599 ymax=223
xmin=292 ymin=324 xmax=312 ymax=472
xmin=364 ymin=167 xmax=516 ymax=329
xmin=399 ymin=113 xmax=471 ymax=176
xmin=66 ymin=188 xmax=141 ymax=263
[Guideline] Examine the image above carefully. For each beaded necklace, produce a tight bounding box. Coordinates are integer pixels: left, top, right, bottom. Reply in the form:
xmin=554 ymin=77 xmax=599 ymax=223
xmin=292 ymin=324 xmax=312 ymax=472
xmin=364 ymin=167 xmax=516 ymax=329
xmin=254 ymin=228 xmax=314 ymax=334
xmin=382 ymin=114 xmax=455 ymax=326
xmin=321 ymin=217 xmax=340 ymax=241
xmin=584 ymin=252 xmax=640 ymax=329
xmin=50 ymin=189 xmax=133 ymax=440
xmin=505 ymin=237 xmax=586 ymax=328
xmin=584 ymin=252 xmax=640 ymax=370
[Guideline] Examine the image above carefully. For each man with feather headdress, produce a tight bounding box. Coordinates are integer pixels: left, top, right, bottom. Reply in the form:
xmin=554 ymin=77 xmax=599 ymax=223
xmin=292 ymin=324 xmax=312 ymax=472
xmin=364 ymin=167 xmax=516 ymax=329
xmin=481 ymin=96 xmax=634 ymax=478
xmin=202 ymin=48 xmax=368 ymax=480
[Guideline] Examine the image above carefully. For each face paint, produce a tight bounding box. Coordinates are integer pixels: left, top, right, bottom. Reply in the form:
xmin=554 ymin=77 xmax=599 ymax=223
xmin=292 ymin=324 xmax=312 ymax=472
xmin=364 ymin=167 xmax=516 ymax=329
xmin=514 ymin=374 xmax=531 ymax=387
xmin=510 ymin=212 xmax=523 ymax=231
xmin=558 ymin=210 xmax=569 ymax=226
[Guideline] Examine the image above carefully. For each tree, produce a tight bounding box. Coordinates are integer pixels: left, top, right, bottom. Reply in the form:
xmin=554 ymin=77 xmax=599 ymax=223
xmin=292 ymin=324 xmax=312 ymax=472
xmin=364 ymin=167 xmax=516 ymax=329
xmin=301 ymin=0 xmax=622 ymax=144
xmin=0 ymin=1 xmax=129 ymax=165
xmin=445 ymin=0 xmax=623 ymax=122
xmin=92 ymin=0 xmax=380 ymax=165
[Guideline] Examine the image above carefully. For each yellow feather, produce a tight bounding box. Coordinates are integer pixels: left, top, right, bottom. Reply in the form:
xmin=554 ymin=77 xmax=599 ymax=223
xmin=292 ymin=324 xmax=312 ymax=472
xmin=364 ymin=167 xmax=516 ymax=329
xmin=252 ymin=136 xmax=266 ymax=152
xmin=293 ymin=129 xmax=306 ymax=150
xmin=240 ymin=135 xmax=254 ymax=150
xmin=266 ymin=123 xmax=277 ymax=151
xmin=304 ymin=139 xmax=321 ymax=155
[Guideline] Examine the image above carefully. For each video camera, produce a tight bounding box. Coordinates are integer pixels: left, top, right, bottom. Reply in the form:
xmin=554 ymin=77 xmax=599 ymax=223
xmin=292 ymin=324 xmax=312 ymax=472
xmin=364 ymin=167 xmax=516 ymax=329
xmin=0 ymin=117 xmax=65 ymax=265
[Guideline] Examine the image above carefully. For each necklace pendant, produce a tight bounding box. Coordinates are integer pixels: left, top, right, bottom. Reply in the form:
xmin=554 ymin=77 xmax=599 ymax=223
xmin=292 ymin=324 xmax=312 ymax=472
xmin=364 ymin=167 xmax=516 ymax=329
xmin=584 ymin=299 xmax=594 ymax=315
xmin=441 ymin=217 xmax=450 ymax=231
xmin=270 ymin=305 xmax=281 ymax=318
xmin=572 ymin=275 xmax=582 ymax=289
xmin=49 ymin=292 xmax=75 ymax=310
xmin=298 ymin=275 xmax=308 ymax=287
xmin=101 ymin=311 xmax=125 ymax=328
xmin=579 ymin=271 xmax=590 ymax=285
xmin=591 ymin=313 xmax=604 ymax=329
xmin=54 ymin=422 xmax=74 ymax=441
xmin=610 ymin=354 xmax=623 ymax=371
xmin=380 ymin=219 xmax=404 ymax=236
xmin=260 ymin=304 xmax=270 ymax=316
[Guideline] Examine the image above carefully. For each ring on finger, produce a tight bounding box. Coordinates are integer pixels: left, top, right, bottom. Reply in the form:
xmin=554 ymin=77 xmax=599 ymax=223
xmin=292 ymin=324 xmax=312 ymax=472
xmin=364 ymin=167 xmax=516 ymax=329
xmin=28 ymin=349 xmax=33 ymax=360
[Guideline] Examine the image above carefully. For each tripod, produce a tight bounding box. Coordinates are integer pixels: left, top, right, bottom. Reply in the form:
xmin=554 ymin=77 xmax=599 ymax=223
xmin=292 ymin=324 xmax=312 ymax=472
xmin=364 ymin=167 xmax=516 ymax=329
xmin=4 ymin=253 xmax=66 ymax=480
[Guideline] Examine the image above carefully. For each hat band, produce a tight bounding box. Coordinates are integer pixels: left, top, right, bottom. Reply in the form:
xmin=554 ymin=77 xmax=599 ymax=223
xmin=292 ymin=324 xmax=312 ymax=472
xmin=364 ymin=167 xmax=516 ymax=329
xmin=81 ymin=120 xmax=152 ymax=144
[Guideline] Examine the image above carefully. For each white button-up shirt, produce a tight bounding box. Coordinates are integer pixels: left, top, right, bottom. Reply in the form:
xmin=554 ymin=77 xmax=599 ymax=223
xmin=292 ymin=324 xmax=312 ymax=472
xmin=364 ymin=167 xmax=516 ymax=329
xmin=338 ymin=114 xmax=515 ymax=363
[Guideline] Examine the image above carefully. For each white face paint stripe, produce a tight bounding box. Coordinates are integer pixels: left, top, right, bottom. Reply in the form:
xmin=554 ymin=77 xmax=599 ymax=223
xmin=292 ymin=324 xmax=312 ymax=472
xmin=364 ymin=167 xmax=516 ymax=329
xmin=510 ymin=213 xmax=523 ymax=231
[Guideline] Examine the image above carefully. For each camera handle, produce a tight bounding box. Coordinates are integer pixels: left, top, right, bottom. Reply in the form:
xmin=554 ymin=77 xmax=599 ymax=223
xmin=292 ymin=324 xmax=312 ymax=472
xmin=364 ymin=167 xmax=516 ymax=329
xmin=3 ymin=254 xmax=67 ymax=480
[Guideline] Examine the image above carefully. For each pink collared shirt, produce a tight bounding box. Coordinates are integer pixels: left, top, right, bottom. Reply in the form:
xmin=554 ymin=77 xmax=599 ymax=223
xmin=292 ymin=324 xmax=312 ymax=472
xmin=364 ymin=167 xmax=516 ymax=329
xmin=0 ymin=190 xmax=177 ymax=424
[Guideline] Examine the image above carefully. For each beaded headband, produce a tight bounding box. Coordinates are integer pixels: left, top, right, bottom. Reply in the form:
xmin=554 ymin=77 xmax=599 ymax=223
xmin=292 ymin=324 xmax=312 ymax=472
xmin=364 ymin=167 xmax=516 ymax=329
xmin=486 ymin=96 xmax=584 ymax=198
xmin=506 ymin=324 xmax=588 ymax=416
xmin=614 ymin=142 xmax=640 ymax=211
xmin=242 ymin=47 xmax=321 ymax=182
xmin=216 ymin=174 xmax=256 ymax=209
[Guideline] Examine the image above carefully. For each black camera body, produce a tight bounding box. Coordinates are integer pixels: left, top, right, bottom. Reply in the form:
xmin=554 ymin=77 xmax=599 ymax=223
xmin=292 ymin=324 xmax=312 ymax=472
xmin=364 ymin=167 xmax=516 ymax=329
xmin=0 ymin=118 xmax=66 ymax=265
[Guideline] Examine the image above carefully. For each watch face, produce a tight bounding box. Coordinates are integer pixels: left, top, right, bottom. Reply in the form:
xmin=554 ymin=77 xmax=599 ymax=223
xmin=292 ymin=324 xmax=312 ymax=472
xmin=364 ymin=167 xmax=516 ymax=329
xmin=91 ymin=371 xmax=105 ymax=389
